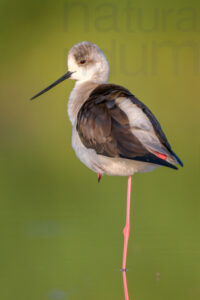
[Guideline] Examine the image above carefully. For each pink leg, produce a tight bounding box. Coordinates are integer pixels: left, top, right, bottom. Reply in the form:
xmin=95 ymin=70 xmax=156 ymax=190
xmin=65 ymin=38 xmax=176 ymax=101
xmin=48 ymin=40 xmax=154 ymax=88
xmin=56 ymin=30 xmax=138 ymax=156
xmin=97 ymin=173 xmax=102 ymax=183
xmin=121 ymin=175 xmax=132 ymax=300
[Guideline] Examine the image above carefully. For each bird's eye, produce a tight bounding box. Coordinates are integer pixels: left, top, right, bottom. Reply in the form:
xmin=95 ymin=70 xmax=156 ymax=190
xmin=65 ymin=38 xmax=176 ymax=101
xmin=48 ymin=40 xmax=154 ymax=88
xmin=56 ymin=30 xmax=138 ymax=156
xmin=80 ymin=59 xmax=86 ymax=64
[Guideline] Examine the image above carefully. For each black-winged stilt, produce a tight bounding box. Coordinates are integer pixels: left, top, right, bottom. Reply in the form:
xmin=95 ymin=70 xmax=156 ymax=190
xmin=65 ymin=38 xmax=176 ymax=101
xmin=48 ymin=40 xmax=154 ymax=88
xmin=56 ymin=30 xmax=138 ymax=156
xmin=31 ymin=41 xmax=183 ymax=300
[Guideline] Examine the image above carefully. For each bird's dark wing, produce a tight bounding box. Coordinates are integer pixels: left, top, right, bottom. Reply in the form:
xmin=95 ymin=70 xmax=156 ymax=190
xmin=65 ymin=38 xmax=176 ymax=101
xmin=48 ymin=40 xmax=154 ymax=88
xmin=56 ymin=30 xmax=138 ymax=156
xmin=76 ymin=84 xmax=183 ymax=169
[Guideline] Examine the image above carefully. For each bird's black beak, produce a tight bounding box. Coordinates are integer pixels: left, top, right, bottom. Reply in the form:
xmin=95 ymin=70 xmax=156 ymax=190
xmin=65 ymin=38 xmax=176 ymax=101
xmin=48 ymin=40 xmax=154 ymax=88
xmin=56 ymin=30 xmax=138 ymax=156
xmin=30 ymin=71 xmax=73 ymax=100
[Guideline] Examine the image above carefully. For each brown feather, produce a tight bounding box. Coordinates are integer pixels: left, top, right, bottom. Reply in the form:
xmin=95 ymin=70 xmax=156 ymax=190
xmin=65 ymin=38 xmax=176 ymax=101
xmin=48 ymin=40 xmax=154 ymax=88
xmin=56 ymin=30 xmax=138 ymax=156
xmin=76 ymin=83 xmax=182 ymax=168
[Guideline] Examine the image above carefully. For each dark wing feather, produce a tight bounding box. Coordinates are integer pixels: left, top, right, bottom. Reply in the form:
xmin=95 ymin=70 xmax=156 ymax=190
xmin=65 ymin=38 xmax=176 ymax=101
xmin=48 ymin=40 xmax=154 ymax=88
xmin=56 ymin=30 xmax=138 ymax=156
xmin=77 ymin=84 xmax=182 ymax=169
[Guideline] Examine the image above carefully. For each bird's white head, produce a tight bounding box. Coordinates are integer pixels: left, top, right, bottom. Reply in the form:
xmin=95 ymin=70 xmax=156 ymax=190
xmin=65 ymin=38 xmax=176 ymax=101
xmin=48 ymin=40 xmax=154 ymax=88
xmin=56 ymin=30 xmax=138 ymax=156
xmin=68 ymin=41 xmax=109 ymax=83
xmin=30 ymin=41 xmax=109 ymax=100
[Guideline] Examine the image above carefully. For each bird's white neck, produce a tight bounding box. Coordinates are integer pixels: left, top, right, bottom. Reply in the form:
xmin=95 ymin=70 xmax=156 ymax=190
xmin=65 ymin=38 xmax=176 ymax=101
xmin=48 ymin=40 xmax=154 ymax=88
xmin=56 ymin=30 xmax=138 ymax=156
xmin=67 ymin=80 xmax=101 ymax=126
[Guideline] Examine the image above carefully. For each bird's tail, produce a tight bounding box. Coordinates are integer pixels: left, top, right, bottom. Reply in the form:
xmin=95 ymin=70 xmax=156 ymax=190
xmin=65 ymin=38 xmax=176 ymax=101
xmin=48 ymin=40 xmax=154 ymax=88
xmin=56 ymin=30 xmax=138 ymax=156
xmin=170 ymin=151 xmax=183 ymax=167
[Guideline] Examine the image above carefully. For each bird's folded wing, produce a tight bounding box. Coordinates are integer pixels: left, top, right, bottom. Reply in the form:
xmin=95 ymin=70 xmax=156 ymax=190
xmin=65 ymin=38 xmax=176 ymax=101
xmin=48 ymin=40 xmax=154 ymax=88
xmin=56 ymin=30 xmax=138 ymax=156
xmin=76 ymin=84 xmax=182 ymax=168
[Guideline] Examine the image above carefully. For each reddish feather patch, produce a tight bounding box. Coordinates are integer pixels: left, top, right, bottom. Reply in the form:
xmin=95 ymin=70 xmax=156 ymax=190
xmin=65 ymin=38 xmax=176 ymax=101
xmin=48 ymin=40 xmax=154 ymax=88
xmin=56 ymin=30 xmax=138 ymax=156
xmin=152 ymin=151 xmax=167 ymax=160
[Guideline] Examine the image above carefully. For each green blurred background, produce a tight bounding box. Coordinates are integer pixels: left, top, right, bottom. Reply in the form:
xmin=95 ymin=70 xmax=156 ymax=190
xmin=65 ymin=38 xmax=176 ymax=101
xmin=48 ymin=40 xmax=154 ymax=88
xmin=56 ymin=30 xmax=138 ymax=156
xmin=0 ymin=0 xmax=200 ymax=299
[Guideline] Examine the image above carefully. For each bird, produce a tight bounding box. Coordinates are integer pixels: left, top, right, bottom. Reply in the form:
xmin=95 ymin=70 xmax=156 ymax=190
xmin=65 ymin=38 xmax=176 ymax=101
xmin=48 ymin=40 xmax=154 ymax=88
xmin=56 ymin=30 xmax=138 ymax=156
xmin=30 ymin=41 xmax=183 ymax=300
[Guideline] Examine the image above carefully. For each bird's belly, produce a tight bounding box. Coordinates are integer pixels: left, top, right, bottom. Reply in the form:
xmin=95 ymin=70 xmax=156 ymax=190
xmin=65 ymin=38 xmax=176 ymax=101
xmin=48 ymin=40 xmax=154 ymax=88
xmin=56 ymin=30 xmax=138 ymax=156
xmin=72 ymin=127 xmax=157 ymax=176
xmin=97 ymin=155 xmax=157 ymax=176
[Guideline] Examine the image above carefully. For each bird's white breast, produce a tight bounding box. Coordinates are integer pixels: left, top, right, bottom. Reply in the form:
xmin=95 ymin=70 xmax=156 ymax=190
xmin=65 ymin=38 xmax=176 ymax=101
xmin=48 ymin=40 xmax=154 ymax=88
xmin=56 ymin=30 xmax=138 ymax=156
xmin=67 ymin=81 xmax=98 ymax=125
